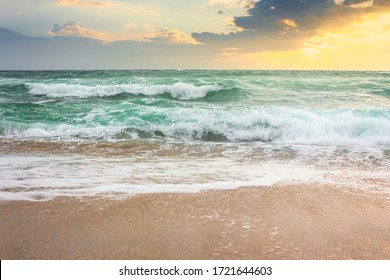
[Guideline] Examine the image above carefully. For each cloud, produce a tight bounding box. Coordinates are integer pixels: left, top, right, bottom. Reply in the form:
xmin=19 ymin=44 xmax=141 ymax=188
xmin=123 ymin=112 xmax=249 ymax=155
xmin=206 ymin=0 xmax=256 ymax=9
xmin=0 ymin=27 xmax=216 ymax=70
xmin=143 ymin=25 xmax=201 ymax=45
xmin=48 ymin=21 xmax=200 ymax=45
xmin=0 ymin=27 xmax=31 ymax=41
xmin=234 ymin=0 xmax=334 ymax=34
xmin=55 ymin=0 xmax=112 ymax=7
xmin=234 ymin=0 xmax=390 ymax=33
xmin=192 ymin=30 xmax=303 ymax=52
xmin=194 ymin=0 xmax=390 ymax=52
xmin=48 ymin=21 xmax=112 ymax=41
xmin=344 ymin=0 xmax=374 ymax=8
xmin=125 ymin=23 xmax=136 ymax=30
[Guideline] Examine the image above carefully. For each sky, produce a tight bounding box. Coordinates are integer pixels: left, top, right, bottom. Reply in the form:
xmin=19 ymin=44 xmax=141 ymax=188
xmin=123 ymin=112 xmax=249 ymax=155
xmin=1 ymin=0 xmax=390 ymax=70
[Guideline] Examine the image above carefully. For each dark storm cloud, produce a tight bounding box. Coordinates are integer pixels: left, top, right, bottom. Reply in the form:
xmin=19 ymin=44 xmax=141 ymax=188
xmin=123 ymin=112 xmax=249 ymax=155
xmin=235 ymin=0 xmax=333 ymax=33
xmin=193 ymin=0 xmax=390 ymax=51
xmin=236 ymin=0 xmax=390 ymax=33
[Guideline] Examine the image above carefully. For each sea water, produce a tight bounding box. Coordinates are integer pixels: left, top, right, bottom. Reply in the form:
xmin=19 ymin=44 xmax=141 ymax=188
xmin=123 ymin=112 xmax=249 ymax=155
xmin=0 ymin=70 xmax=389 ymax=200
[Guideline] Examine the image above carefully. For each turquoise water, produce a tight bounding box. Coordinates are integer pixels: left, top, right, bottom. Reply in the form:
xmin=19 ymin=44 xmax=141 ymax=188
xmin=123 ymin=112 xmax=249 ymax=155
xmin=0 ymin=70 xmax=389 ymax=200
xmin=1 ymin=70 xmax=389 ymax=144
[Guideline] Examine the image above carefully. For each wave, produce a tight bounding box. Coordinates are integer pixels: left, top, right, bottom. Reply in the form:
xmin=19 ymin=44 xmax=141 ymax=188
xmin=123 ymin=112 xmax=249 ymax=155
xmin=1 ymin=107 xmax=389 ymax=146
xmin=142 ymin=108 xmax=390 ymax=146
xmin=26 ymin=82 xmax=220 ymax=100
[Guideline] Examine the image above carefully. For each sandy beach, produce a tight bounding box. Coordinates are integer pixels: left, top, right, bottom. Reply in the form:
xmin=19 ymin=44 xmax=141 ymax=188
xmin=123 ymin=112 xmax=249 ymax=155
xmin=1 ymin=184 xmax=389 ymax=260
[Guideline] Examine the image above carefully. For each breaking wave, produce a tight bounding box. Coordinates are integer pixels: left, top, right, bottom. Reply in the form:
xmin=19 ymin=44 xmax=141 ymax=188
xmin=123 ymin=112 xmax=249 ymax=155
xmin=1 ymin=107 xmax=389 ymax=146
xmin=27 ymin=82 xmax=221 ymax=100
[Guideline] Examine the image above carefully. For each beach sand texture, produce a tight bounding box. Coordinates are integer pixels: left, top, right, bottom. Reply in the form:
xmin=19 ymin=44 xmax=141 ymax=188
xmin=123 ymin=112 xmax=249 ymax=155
xmin=1 ymin=185 xmax=389 ymax=260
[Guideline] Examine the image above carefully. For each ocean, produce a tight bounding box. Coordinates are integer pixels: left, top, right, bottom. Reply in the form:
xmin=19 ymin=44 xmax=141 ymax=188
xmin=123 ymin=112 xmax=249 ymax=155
xmin=0 ymin=70 xmax=389 ymax=201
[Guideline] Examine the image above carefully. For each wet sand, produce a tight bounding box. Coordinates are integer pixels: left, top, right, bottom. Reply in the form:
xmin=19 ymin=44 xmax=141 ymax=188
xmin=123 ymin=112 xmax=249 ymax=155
xmin=0 ymin=185 xmax=389 ymax=259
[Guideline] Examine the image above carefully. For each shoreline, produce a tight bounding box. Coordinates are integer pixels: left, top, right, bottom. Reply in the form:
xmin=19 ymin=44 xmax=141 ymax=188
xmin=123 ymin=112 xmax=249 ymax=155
xmin=1 ymin=184 xmax=389 ymax=260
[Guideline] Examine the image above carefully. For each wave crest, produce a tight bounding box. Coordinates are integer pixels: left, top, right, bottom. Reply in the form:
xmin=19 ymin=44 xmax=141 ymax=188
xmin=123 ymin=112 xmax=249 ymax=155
xmin=1 ymin=107 xmax=390 ymax=146
xmin=26 ymin=82 xmax=220 ymax=100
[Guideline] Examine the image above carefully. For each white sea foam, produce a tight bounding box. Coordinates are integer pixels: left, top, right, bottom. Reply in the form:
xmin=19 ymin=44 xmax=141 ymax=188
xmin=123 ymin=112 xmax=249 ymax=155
xmin=1 ymin=107 xmax=390 ymax=146
xmin=27 ymin=82 xmax=220 ymax=100
xmin=0 ymin=153 xmax=388 ymax=201
xmin=0 ymin=121 xmax=126 ymax=140
xmin=0 ymin=154 xmax=320 ymax=201
xmin=139 ymin=107 xmax=390 ymax=146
